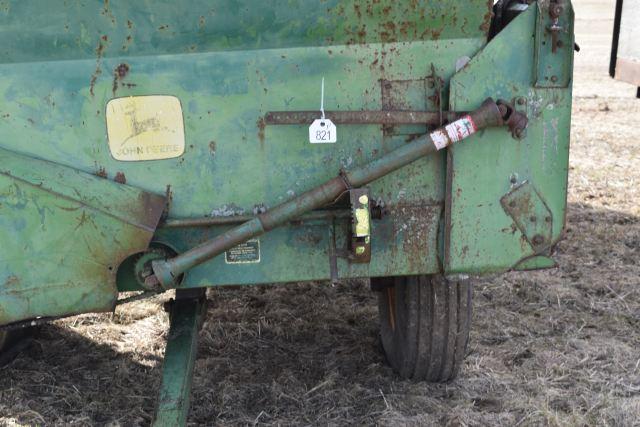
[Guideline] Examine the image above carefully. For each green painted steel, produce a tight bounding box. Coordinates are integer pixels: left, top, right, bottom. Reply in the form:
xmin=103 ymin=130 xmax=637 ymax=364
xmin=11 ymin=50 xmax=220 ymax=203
xmin=0 ymin=1 xmax=575 ymax=324
xmin=151 ymin=99 xmax=506 ymax=288
xmin=0 ymin=2 xmax=576 ymax=423
xmin=534 ymin=1 xmax=574 ymax=88
xmin=0 ymin=1 xmax=493 ymax=296
xmin=0 ymin=147 xmax=165 ymax=324
xmin=0 ymin=1 xmax=491 ymax=63
xmin=445 ymin=5 xmax=573 ymax=274
xmin=153 ymin=289 xmax=206 ymax=427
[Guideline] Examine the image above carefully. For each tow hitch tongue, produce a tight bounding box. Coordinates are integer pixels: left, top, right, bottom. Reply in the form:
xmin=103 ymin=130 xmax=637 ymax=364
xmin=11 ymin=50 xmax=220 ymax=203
xmin=148 ymin=98 xmax=526 ymax=289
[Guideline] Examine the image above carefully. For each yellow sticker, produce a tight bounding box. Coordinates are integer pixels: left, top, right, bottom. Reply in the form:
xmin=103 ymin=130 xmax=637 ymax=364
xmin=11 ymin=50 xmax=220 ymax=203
xmin=354 ymin=207 xmax=370 ymax=237
xmin=106 ymin=96 xmax=185 ymax=161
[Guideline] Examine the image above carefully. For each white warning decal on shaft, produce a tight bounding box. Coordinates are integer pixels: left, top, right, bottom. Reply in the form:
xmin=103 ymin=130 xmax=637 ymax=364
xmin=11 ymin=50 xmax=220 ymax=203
xmin=444 ymin=115 xmax=477 ymax=143
xmin=430 ymin=115 xmax=477 ymax=150
xmin=430 ymin=129 xmax=450 ymax=150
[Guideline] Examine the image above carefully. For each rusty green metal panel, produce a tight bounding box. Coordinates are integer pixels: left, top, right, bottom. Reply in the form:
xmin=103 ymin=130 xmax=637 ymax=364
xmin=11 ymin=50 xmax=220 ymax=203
xmin=445 ymin=5 xmax=573 ymax=274
xmin=0 ymin=1 xmax=495 ymax=295
xmin=0 ymin=1 xmax=492 ymax=63
xmin=0 ymin=148 xmax=165 ymax=324
xmin=533 ymin=0 xmax=574 ymax=88
xmin=0 ymin=1 xmax=574 ymax=320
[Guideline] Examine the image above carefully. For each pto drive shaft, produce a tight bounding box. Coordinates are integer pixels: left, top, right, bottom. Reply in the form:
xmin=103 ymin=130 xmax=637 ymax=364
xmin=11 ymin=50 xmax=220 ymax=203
xmin=149 ymin=98 xmax=522 ymax=289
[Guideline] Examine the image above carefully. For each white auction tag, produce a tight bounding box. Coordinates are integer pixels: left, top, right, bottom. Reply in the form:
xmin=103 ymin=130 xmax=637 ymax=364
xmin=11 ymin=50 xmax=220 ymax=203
xmin=309 ymin=118 xmax=337 ymax=143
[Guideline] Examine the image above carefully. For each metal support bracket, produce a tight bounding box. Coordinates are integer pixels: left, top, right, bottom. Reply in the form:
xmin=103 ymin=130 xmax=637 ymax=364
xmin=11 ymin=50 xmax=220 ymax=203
xmin=534 ymin=0 xmax=574 ymax=88
xmin=153 ymin=288 xmax=207 ymax=427
xmin=265 ymin=72 xmax=454 ymax=130
xmin=150 ymin=98 xmax=508 ymax=288
xmin=349 ymin=188 xmax=372 ymax=263
xmin=500 ymin=182 xmax=553 ymax=252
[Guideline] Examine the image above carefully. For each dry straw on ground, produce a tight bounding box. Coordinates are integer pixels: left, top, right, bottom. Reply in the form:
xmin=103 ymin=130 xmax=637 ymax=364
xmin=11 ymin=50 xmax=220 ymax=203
xmin=1 ymin=0 xmax=639 ymax=425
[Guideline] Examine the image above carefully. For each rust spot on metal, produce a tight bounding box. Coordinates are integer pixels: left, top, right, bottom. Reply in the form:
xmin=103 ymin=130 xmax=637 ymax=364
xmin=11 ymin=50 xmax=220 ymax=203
xmin=480 ymin=0 xmax=494 ymax=33
xmin=160 ymin=185 xmax=173 ymax=222
xmin=112 ymin=63 xmax=131 ymax=95
xmin=264 ymin=110 xmax=462 ymax=125
xmin=3 ymin=276 xmax=19 ymax=288
xmin=430 ymin=28 xmax=443 ymax=40
xmin=353 ymin=4 xmax=362 ymax=18
xmin=95 ymin=166 xmax=108 ymax=179
xmin=89 ymin=37 xmax=108 ymax=97
xmin=116 ymin=63 xmax=129 ymax=79
xmin=256 ymin=117 xmax=266 ymax=145
xmin=393 ymin=205 xmax=437 ymax=272
xmin=295 ymin=230 xmax=323 ymax=246
xmin=114 ymin=172 xmax=127 ymax=184
xmin=122 ymin=34 xmax=133 ymax=50
xmin=357 ymin=25 xmax=367 ymax=41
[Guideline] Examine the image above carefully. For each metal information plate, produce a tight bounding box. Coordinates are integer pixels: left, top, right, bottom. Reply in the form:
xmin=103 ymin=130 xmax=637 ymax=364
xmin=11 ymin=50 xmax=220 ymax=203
xmin=225 ymin=239 xmax=261 ymax=264
xmin=106 ymin=95 xmax=185 ymax=161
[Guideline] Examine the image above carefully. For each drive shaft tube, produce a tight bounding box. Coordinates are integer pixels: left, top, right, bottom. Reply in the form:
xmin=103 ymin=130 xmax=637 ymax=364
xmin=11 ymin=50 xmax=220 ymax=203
xmin=150 ymin=98 xmax=509 ymax=288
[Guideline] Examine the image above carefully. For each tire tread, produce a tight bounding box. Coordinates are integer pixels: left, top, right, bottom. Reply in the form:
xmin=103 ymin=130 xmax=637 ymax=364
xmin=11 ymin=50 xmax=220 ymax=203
xmin=375 ymin=275 xmax=472 ymax=382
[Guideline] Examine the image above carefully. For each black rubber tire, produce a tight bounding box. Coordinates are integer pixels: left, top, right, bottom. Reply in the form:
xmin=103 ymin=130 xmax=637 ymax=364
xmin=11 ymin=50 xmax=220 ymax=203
xmin=373 ymin=275 xmax=472 ymax=382
xmin=0 ymin=331 xmax=8 ymax=351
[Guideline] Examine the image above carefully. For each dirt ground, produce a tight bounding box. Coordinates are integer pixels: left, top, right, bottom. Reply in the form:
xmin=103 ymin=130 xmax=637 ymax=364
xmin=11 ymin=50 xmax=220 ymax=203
xmin=1 ymin=0 xmax=639 ymax=425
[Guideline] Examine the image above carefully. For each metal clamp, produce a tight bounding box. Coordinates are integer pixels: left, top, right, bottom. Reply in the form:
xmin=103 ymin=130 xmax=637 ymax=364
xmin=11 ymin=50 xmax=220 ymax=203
xmin=349 ymin=189 xmax=372 ymax=263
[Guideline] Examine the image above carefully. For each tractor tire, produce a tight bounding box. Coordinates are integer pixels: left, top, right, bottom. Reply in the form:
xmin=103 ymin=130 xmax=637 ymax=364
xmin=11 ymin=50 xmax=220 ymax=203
xmin=373 ymin=275 xmax=472 ymax=382
xmin=0 ymin=331 xmax=8 ymax=350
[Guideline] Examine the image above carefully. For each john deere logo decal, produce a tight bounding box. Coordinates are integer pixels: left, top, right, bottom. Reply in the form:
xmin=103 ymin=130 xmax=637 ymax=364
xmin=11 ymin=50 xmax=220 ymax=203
xmin=106 ymin=95 xmax=185 ymax=161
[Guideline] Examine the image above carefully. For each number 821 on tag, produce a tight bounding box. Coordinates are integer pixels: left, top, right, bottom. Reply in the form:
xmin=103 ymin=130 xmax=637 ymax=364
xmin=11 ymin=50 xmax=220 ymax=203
xmin=309 ymin=119 xmax=337 ymax=144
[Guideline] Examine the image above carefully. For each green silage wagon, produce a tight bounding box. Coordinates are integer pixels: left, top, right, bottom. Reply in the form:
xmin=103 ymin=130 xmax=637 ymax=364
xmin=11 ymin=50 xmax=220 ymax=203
xmin=0 ymin=0 xmax=575 ymax=424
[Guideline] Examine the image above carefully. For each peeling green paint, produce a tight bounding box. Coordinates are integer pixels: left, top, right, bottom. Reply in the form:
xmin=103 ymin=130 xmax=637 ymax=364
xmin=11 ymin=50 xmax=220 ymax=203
xmin=0 ymin=1 xmax=574 ymax=322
